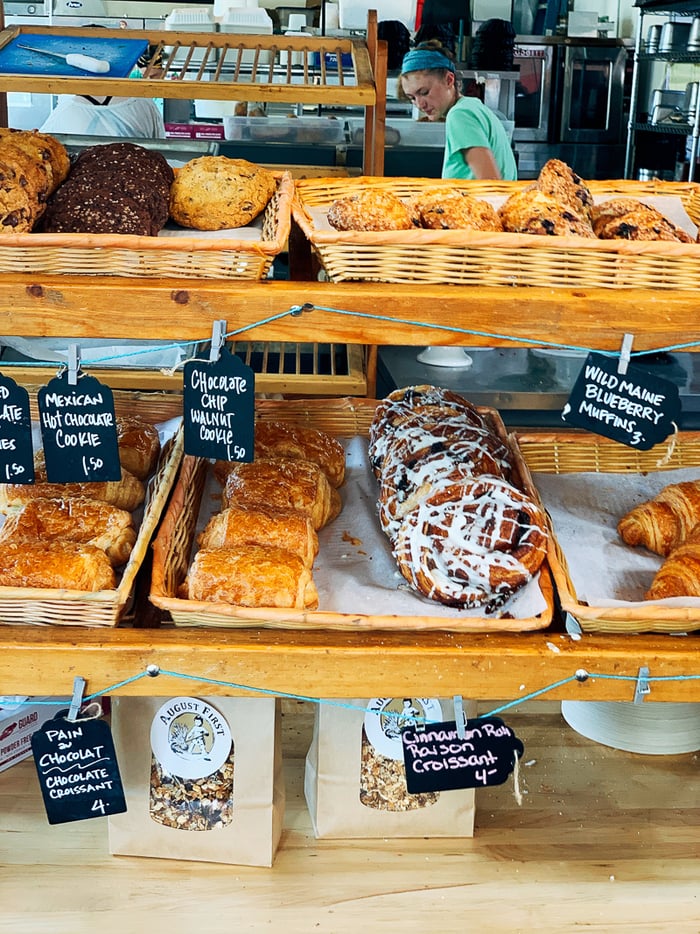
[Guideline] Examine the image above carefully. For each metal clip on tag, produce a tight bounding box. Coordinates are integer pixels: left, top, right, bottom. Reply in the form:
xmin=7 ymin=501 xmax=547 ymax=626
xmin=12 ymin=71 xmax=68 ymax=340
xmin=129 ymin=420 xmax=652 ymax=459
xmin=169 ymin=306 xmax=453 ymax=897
xmin=209 ymin=319 xmax=227 ymax=363
xmin=634 ymin=666 xmax=651 ymax=704
xmin=67 ymin=344 xmax=80 ymax=386
xmin=617 ymin=333 xmax=634 ymax=376
xmin=67 ymin=675 xmax=86 ymax=722
xmin=453 ymin=694 xmax=466 ymax=739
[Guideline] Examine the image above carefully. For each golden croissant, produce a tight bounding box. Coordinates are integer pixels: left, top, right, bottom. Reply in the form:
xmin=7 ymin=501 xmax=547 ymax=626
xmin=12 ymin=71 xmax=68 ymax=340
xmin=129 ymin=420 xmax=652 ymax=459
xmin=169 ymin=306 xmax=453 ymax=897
xmin=646 ymin=525 xmax=700 ymax=600
xmin=617 ymin=480 xmax=700 ymax=556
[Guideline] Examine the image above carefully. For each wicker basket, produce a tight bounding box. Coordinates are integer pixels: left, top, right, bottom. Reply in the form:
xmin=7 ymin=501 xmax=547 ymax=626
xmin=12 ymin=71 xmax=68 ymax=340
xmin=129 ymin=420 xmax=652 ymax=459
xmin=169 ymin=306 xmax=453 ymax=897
xmin=149 ymin=397 xmax=554 ymax=632
xmin=0 ymin=412 xmax=184 ymax=628
xmin=515 ymin=429 xmax=700 ymax=634
xmin=292 ymin=176 xmax=700 ymax=288
xmin=0 ymin=172 xmax=294 ymax=280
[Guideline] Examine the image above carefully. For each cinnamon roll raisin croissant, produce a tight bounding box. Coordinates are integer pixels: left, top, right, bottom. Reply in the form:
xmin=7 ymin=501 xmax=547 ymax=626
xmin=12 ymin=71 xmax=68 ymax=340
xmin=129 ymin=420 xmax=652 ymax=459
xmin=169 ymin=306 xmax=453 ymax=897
xmin=392 ymin=475 xmax=548 ymax=610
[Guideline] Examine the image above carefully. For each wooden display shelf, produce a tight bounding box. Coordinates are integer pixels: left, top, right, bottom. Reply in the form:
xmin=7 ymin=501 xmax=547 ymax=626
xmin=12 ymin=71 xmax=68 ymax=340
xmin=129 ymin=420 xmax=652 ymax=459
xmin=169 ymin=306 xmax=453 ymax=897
xmin=0 ymin=276 xmax=696 ymax=351
xmin=0 ymin=277 xmax=699 ymax=701
xmin=0 ymin=623 xmax=697 ymax=703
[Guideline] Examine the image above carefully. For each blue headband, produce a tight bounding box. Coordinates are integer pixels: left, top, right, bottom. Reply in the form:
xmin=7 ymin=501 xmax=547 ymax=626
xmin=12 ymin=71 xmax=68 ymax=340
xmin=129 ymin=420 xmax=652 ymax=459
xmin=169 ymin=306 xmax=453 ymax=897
xmin=400 ymin=49 xmax=456 ymax=75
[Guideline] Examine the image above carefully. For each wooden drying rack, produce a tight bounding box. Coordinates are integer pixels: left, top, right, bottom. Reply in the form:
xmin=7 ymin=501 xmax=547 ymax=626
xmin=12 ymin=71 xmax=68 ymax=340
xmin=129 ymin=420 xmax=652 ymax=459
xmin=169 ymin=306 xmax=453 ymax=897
xmin=0 ymin=18 xmax=387 ymax=174
xmin=0 ymin=12 xmax=697 ymax=704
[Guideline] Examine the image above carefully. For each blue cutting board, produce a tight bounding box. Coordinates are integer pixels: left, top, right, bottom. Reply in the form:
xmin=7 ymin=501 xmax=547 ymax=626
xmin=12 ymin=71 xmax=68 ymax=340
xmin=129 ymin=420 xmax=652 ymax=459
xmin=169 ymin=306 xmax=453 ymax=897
xmin=0 ymin=33 xmax=149 ymax=77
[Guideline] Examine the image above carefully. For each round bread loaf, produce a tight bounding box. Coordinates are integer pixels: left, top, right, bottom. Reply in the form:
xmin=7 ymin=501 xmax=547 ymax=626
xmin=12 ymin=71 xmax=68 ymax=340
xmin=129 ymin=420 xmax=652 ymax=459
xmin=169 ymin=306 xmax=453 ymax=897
xmin=169 ymin=156 xmax=277 ymax=230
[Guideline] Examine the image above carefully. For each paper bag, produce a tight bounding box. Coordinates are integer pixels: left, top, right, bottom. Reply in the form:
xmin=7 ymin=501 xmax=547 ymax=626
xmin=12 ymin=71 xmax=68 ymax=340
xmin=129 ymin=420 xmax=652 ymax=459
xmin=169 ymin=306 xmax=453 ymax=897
xmin=109 ymin=695 xmax=284 ymax=866
xmin=305 ymin=697 xmax=476 ymax=838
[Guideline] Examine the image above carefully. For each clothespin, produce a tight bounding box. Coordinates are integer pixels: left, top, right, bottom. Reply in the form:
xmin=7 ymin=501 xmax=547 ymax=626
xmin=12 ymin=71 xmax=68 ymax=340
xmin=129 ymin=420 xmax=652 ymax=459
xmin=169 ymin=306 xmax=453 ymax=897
xmin=453 ymin=694 xmax=466 ymax=739
xmin=209 ymin=319 xmax=227 ymax=362
xmin=633 ymin=666 xmax=651 ymax=704
xmin=617 ymin=333 xmax=634 ymax=376
xmin=67 ymin=344 xmax=81 ymax=386
xmin=67 ymin=675 xmax=86 ymax=722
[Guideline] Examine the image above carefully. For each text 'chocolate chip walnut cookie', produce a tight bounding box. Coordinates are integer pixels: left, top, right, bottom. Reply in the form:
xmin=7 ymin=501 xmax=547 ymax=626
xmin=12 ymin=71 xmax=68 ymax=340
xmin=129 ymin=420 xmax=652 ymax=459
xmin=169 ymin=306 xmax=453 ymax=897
xmin=169 ymin=156 xmax=277 ymax=230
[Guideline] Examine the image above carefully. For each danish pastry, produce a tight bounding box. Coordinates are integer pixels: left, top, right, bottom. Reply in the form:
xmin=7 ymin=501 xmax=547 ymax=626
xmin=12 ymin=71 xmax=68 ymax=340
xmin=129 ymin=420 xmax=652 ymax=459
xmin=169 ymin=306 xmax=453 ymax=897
xmin=327 ymin=188 xmax=413 ymax=231
xmin=181 ymin=544 xmax=318 ymax=609
xmin=369 ymin=385 xmax=487 ymax=477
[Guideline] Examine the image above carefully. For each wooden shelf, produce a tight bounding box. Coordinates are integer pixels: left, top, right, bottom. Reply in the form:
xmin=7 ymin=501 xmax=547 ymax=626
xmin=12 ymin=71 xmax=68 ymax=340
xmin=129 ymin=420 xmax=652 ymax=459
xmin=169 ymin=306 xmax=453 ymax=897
xmin=0 ymin=276 xmax=699 ymax=702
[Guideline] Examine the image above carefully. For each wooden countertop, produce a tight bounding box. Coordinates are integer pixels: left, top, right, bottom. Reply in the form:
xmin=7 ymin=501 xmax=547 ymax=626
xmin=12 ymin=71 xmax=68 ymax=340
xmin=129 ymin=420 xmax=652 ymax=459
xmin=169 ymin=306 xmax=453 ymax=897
xmin=2 ymin=701 xmax=699 ymax=932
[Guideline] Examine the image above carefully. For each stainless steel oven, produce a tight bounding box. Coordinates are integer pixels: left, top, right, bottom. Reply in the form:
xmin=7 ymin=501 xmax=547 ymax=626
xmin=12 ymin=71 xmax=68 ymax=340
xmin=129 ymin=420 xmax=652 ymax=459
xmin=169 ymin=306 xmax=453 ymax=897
xmin=512 ymin=37 xmax=631 ymax=179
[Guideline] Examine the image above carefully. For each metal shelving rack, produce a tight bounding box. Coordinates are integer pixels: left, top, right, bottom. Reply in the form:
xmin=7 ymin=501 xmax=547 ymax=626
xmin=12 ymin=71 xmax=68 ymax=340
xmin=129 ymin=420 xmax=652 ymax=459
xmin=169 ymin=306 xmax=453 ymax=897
xmin=625 ymin=4 xmax=700 ymax=179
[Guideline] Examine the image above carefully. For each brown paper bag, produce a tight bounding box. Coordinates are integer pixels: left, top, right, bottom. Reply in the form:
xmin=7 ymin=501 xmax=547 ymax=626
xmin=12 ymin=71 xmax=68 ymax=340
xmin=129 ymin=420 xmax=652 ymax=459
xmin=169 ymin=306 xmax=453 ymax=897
xmin=109 ymin=695 xmax=284 ymax=866
xmin=304 ymin=697 xmax=476 ymax=838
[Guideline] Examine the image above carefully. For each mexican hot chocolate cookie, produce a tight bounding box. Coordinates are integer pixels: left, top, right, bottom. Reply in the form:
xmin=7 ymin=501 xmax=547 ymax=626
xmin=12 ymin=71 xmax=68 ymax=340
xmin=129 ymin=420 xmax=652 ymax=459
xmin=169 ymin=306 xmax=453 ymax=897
xmin=169 ymin=156 xmax=277 ymax=230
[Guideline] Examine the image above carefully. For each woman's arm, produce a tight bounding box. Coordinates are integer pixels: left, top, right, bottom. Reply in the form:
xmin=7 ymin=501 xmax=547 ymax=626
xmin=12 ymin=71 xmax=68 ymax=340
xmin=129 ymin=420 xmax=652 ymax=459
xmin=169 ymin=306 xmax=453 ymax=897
xmin=462 ymin=146 xmax=502 ymax=180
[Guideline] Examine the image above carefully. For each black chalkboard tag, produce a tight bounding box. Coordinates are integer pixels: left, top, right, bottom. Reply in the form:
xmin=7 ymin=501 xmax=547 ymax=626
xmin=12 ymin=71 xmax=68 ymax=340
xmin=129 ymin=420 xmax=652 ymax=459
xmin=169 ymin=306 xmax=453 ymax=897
xmin=0 ymin=372 xmax=34 ymax=484
xmin=31 ymin=710 xmax=126 ymax=825
xmin=561 ymin=352 xmax=681 ymax=450
xmin=183 ymin=348 xmax=255 ymax=461
xmin=37 ymin=373 xmax=120 ymax=483
xmin=401 ymin=716 xmax=524 ymax=794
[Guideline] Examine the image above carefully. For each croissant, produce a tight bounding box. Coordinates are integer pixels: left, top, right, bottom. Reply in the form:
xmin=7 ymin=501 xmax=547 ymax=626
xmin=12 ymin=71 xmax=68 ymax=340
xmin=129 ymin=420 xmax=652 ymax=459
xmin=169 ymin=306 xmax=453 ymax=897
xmin=645 ymin=525 xmax=700 ymax=600
xmin=617 ymin=480 xmax=700 ymax=556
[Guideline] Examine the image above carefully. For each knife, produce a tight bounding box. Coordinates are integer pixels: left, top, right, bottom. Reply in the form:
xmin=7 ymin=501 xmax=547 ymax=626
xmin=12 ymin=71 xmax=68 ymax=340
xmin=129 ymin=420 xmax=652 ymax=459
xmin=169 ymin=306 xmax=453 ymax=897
xmin=17 ymin=44 xmax=110 ymax=74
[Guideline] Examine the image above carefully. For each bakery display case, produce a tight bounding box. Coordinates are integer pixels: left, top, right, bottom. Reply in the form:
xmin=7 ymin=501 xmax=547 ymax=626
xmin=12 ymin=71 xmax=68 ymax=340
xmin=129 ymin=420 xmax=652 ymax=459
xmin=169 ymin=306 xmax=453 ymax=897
xmin=0 ymin=13 xmax=698 ymax=706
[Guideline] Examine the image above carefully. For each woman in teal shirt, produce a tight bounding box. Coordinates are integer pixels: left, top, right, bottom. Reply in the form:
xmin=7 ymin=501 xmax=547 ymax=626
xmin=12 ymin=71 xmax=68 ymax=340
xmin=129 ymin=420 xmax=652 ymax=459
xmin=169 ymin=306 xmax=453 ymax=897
xmin=399 ymin=43 xmax=517 ymax=181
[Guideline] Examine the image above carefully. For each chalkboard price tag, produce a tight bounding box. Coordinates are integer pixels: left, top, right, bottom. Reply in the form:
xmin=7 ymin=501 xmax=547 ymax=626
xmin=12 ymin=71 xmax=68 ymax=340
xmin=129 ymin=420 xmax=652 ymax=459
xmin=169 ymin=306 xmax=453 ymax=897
xmin=401 ymin=716 xmax=524 ymax=794
xmin=183 ymin=349 xmax=255 ymax=461
xmin=0 ymin=372 xmax=34 ymax=484
xmin=561 ymin=352 xmax=680 ymax=450
xmin=37 ymin=373 xmax=120 ymax=483
xmin=31 ymin=710 xmax=127 ymax=825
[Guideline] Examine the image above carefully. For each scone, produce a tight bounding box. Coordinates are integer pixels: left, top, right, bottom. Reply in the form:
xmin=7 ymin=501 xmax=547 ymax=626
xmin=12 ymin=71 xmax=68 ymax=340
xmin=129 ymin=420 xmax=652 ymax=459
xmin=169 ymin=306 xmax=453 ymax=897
xmin=327 ymin=188 xmax=413 ymax=231
xmin=498 ymin=187 xmax=595 ymax=237
xmin=414 ymin=190 xmax=502 ymax=231
xmin=536 ymin=158 xmax=593 ymax=220
xmin=594 ymin=200 xmax=694 ymax=242
xmin=169 ymin=156 xmax=277 ymax=230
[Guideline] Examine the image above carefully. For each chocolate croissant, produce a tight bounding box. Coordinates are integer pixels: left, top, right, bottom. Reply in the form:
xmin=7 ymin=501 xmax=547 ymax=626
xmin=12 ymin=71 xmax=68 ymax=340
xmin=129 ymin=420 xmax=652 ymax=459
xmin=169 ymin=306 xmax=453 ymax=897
xmin=181 ymin=544 xmax=318 ymax=609
xmin=197 ymin=504 xmax=318 ymax=567
xmin=0 ymin=495 xmax=136 ymax=566
xmin=222 ymin=457 xmax=341 ymax=530
xmin=617 ymin=480 xmax=700 ymax=556
xmin=0 ymin=540 xmax=115 ymax=591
